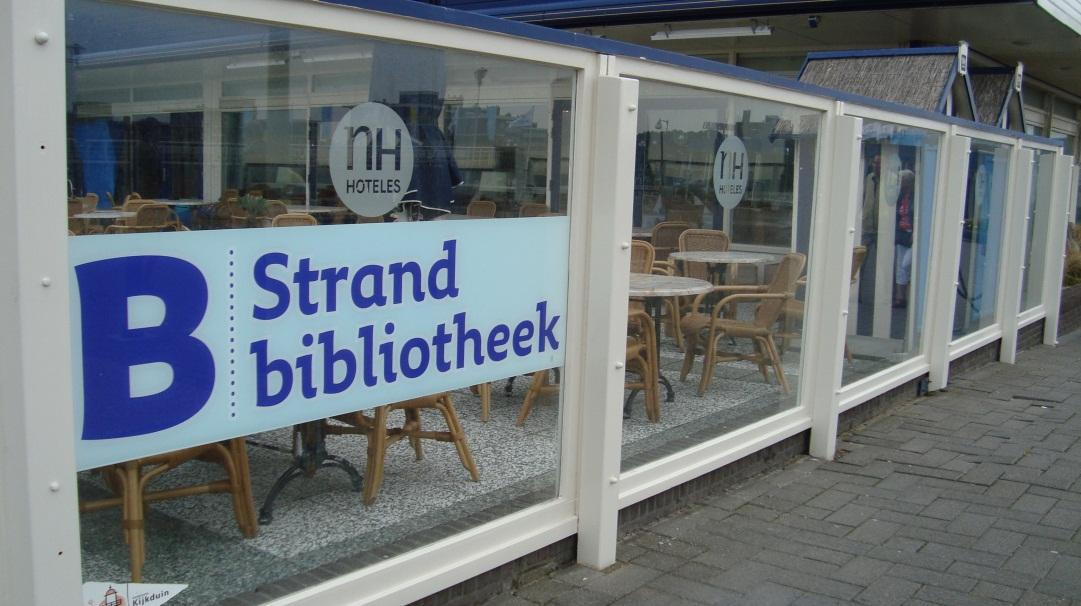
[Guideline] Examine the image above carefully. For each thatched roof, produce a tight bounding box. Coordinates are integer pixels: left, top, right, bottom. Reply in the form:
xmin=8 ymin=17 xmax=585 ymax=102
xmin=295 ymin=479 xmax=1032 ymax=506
xmin=798 ymin=47 xmax=977 ymax=120
xmin=971 ymin=71 xmax=1012 ymax=125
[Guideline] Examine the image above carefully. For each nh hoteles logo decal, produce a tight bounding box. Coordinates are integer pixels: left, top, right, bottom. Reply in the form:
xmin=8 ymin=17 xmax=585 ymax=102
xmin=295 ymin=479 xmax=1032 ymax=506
xmin=329 ymin=102 xmax=413 ymax=217
xmin=713 ymin=135 xmax=748 ymax=210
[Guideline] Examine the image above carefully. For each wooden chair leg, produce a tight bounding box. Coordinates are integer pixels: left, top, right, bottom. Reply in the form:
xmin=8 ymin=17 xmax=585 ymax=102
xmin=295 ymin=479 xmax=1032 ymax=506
xmin=516 ymin=370 xmax=547 ymax=426
xmin=436 ymin=395 xmax=480 ymax=481
xmin=477 ymin=382 xmax=491 ymax=422
xmin=680 ymin=330 xmax=699 ymax=381
xmin=226 ymin=438 xmax=258 ymax=537
xmin=697 ymin=333 xmax=720 ymax=396
xmin=766 ymin=337 xmax=791 ymax=394
xmin=404 ymin=408 xmax=424 ymax=461
xmin=125 ymin=463 xmax=145 ymax=582
xmin=752 ymin=337 xmax=771 ymax=384
xmin=363 ymin=406 xmax=389 ymax=506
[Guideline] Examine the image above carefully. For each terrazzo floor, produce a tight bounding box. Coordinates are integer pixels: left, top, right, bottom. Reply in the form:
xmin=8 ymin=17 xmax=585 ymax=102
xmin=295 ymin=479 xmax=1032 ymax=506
xmin=77 ymin=329 xmax=900 ymax=605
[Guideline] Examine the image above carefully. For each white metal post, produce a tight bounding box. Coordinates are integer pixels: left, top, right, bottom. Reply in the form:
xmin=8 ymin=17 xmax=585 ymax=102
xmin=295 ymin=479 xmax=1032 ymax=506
xmin=1041 ymin=154 xmax=1076 ymax=346
xmin=998 ymin=146 xmax=1033 ymax=364
xmin=928 ymin=134 xmax=972 ymax=390
xmin=804 ymin=111 xmax=861 ymax=460
xmin=0 ymin=1 xmax=83 ymax=604
xmin=575 ymin=71 xmax=638 ymax=569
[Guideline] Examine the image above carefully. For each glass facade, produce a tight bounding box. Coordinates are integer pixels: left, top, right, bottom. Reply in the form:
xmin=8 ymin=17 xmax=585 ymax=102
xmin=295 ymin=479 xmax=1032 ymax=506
xmin=623 ymin=78 xmax=819 ymax=470
xmin=67 ymin=0 xmax=575 ymax=602
xmin=1021 ymin=149 xmax=1057 ymax=312
xmin=844 ymin=122 xmax=939 ymax=383
xmin=953 ymin=139 xmax=1011 ymax=339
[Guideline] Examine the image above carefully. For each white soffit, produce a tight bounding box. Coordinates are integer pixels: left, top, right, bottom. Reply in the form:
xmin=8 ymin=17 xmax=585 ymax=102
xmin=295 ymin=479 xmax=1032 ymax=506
xmin=1039 ymin=0 xmax=1081 ymax=36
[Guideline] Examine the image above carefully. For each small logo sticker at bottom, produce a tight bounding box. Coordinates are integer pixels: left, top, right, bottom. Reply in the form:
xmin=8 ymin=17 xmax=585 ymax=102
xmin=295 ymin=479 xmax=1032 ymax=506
xmin=83 ymin=582 xmax=186 ymax=606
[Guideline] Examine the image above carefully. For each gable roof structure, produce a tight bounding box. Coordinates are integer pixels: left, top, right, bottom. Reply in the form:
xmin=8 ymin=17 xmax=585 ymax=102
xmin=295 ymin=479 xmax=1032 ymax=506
xmin=969 ymin=64 xmax=1026 ymax=130
xmin=797 ymin=45 xmax=978 ymax=121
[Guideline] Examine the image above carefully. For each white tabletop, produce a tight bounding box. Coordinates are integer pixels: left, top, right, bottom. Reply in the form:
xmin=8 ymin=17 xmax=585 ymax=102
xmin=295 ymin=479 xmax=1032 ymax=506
xmin=73 ymin=210 xmax=136 ymax=219
xmin=632 ymin=230 xmax=653 ymax=239
xmin=159 ymin=199 xmax=213 ymax=206
xmin=287 ymin=205 xmax=348 ymax=214
xmin=669 ymin=250 xmax=784 ymax=265
xmin=628 ymin=273 xmax=713 ymax=298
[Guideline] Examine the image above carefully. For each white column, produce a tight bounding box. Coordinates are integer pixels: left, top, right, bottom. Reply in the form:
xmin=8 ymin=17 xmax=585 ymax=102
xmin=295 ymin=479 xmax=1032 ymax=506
xmin=927 ymin=134 xmax=971 ymax=390
xmin=1041 ymin=153 xmax=1076 ymax=346
xmin=0 ymin=1 xmax=83 ymax=604
xmin=575 ymin=72 xmax=638 ymax=569
xmin=805 ymin=111 xmax=862 ymax=460
xmin=998 ymin=146 xmax=1033 ymax=364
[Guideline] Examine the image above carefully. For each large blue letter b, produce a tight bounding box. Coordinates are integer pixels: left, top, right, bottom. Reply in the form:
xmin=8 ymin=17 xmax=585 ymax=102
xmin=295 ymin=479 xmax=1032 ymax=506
xmin=76 ymin=256 xmax=215 ymax=439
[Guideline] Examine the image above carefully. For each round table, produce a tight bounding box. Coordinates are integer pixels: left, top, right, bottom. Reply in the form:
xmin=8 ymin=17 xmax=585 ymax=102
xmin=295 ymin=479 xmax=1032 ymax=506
xmin=73 ymin=210 xmax=136 ymax=220
xmin=669 ymin=250 xmax=784 ymax=284
xmin=159 ymin=199 xmax=214 ymax=207
xmin=628 ymin=273 xmax=712 ymax=402
xmin=632 ymin=229 xmax=653 ymax=240
xmin=287 ymin=205 xmax=348 ymax=214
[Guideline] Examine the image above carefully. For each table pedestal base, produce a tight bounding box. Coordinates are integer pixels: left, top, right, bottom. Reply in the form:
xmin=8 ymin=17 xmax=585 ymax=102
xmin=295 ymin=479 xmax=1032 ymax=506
xmin=258 ymin=421 xmax=362 ymax=525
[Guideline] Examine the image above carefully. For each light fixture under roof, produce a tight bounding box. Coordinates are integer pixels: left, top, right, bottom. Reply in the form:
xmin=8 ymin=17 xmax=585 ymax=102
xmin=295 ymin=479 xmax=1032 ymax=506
xmin=650 ymin=23 xmax=773 ymax=41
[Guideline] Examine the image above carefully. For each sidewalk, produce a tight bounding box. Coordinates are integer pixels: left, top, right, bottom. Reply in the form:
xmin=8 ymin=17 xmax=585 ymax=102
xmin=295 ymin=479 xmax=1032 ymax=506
xmin=489 ymin=331 xmax=1081 ymax=606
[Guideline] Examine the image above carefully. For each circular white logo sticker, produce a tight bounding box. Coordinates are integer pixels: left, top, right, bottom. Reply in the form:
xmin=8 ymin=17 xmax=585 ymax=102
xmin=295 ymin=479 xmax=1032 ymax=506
xmin=330 ymin=102 xmax=413 ymax=217
xmin=713 ymin=136 xmax=749 ymax=210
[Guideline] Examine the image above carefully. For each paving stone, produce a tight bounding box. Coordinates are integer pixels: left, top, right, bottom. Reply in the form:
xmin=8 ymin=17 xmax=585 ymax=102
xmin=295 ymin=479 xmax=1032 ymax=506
xmin=971 ymin=528 xmax=1026 ymax=555
xmin=581 ymin=563 xmax=665 ymax=597
xmin=547 ymin=587 xmax=614 ymax=606
xmin=610 ymin=586 xmax=698 ymax=606
xmin=1003 ymin=546 xmax=1059 ymax=577
xmin=887 ymin=562 xmax=978 ymax=592
xmin=946 ymin=512 xmax=997 ymax=537
xmin=806 ymin=489 xmax=857 ymax=512
xmin=632 ymin=549 xmax=689 ymax=572
xmin=920 ymin=498 xmax=968 ymax=521
xmin=825 ymin=503 xmax=879 ymax=527
xmin=847 ymin=519 xmax=902 ymax=545
xmin=645 ymin=574 xmax=741 ymax=605
xmin=946 ymin=561 xmax=1040 ymax=590
xmin=853 ymin=575 xmax=921 ymax=606
xmin=970 ymin=581 xmax=1023 ymax=604
xmin=830 ymin=557 xmax=893 ymax=586
xmin=739 ymin=581 xmax=803 ymax=606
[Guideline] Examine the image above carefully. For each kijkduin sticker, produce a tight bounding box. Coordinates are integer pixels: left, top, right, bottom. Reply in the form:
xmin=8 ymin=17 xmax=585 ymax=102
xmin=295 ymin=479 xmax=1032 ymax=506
xmin=329 ymin=102 xmax=414 ymax=217
xmin=712 ymin=136 xmax=748 ymax=210
xmin=83 ymin=582 xmax=186 ymax=606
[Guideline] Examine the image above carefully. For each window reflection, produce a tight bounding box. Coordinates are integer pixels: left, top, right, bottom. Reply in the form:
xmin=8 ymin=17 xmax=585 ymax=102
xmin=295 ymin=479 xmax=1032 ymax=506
xmin=844 ymin=122 xmax=939 ymax=384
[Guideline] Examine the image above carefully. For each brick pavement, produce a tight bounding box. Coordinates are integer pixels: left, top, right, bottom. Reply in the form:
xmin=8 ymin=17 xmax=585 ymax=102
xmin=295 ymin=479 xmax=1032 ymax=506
xmin=486 ymin=331 xmax=1081 ymax=605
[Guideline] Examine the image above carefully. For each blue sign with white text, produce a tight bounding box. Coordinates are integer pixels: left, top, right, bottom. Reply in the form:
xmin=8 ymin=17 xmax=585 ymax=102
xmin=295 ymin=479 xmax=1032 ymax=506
xmin=69 ymin=218 xmax=569 ymax=470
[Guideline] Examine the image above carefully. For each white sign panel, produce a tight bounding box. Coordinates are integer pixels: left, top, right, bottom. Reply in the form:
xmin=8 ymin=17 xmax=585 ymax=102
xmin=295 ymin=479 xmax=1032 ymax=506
xmin=713 ymin=136 xmax=749 ymax=210
xmin=329 ymin=102 xmax=414 ymax=217
xmin=69 ymin=219 xmax=569 ymax=469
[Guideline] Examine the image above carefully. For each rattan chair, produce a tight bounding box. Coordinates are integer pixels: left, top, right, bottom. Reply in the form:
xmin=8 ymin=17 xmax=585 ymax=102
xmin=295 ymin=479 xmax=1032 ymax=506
xmin=271 ymin=212 xmax=317 ymax=227
xmin=106 ymin=203 xmax=177 ymax=234
xmin=651 ymin=221 xmax=692 ymax=263
xmin=327 ymin=393 xmax=480 ymax=505
xmin=680 ymin=252 xmax=806 ymax=396
xmin=78 ymin=438 xmax=258 ymax=581
xmin=518 ymin=202 xmax=549 ymax=218
xmin=677 ymin=228 xmax=730 ymax=283
xmin=466 ymin=200 xmax=497 ymax=218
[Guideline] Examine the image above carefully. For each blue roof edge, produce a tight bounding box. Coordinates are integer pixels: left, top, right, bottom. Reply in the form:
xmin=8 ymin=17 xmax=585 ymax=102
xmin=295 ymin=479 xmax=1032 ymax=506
xmin=318 ymin=0 xmax=1063 ymax=148
xmin=804 ymin=46 xmax=959 ymax=60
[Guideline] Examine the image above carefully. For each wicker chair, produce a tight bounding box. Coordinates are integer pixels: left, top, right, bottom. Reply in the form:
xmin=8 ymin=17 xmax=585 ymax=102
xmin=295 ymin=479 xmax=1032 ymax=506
xmin=677 ymin=229 xmax=730 ymax=283
xmin=118 ymin=199 xmax=153 ymax=227
xmin=106 ymin=203 xmax=177 ymax=234
xmin=518 ymin=202 xmax=549 ymax=218
xmin=631 ymin=240 xmax=655 ymax=274
xmin=327 ymin=393 xmax=480 ymax=505
xmin=651 ymin=221 xmax=692 ymax=263
xmin=780 ymin=246 xmax=868 ymax=361
xmin=466 ymin=200 xmax=497 ymax=218
xmin=271 ymin=212 xmax=317 ymax=227
xmin=78 ymin=438 xmax=258 ymax=581
xmin=680 ymin=253 xmax=806 ymax=396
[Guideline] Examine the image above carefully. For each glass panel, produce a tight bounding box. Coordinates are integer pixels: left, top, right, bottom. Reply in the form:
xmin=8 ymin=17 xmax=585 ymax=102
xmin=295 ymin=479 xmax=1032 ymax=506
xmin=1021 ymin=150 xmax=1057 ymax=311
xmin=624 ymin=78 xmax=819 ymax=470
xmin=844 ymin=122 xmax=939 ymax=384
xmin=67 ymin=0 xmax=575 ymax=602
xmin=953 ymin=139 xmax=1010 ymax=339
